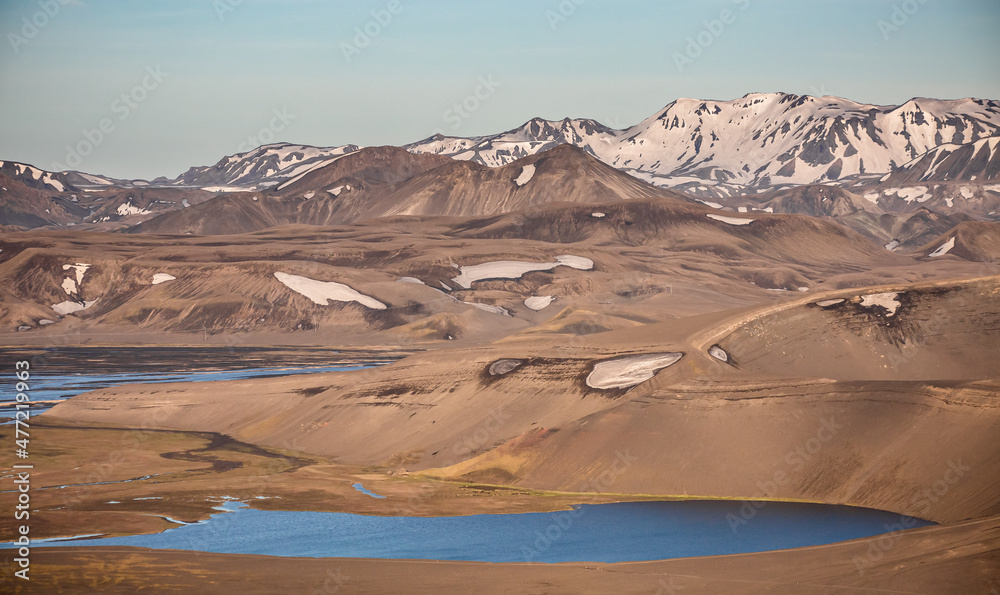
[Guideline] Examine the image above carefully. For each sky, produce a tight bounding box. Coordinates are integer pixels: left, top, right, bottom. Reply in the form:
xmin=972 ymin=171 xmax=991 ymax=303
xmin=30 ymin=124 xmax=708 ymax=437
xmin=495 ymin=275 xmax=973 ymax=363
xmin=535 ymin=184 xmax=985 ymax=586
xmin=1 ymin=0 xmax=998 ymax=180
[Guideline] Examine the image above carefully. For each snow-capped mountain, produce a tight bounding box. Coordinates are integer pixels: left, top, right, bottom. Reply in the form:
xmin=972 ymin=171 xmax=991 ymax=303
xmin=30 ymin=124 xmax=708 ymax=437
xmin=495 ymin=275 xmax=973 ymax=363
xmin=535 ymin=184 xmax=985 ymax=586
xmin=132 ymin=145 xmax=685 ymax=235
xmin=407 ymin=93 xmax=1000 ymax=193
xmin=0 ymin=160 xmax=75 ymax=193
xmin=148 ymin=93 xmax=1000 ymax=194
xmin=409 ymin=117 xmax=619 ymax=168
xmin=160 ymin=142 xmax=360 ymax=190
xmin=883 ymin=136 xmax=1000 ymax=184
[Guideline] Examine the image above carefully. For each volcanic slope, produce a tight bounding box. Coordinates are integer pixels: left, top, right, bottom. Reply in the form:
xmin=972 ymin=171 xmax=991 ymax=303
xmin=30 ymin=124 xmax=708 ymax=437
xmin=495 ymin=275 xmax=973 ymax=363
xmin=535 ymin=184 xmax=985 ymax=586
xmin=917 ymin=221 xmax=1000 ymax=262
xmin=1 ymin=191 xmax=928 ymax=340
xmin=745 ymin=184 xmax=974 ymax=250
xmin=128 ymin=145 xmax=689 ymax=235
xmin=44 ymin=275 xmax=1000 ymax=526
xmin=128 ymin=147 xmax=453 ymax=235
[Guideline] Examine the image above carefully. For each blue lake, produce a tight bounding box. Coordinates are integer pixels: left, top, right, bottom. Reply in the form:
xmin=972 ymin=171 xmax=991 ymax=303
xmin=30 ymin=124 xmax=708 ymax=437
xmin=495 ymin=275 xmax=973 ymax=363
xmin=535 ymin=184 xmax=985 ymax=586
xmin=0 ymin=347 xmax=932 ymax=563
xmin=0 ymin=347 xmax=402 ymax=420
xmin=3 ymin=500 xmax=931 ymax=563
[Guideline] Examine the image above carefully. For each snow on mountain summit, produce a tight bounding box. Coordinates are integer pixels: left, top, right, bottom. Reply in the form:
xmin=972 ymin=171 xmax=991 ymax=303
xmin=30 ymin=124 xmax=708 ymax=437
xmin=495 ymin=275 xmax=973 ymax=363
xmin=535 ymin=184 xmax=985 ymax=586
xmin=408 ymin=93 xmax=1000 ymax=192
xmin=167 ymin=142 xmax=360 ymax=190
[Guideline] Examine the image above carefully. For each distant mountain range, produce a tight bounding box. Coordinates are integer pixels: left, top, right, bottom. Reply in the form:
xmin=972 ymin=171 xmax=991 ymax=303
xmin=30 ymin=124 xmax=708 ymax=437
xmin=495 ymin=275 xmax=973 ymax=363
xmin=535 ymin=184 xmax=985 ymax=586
xmin=2 ymin=92 xmax=999 ymax=239
xmin=410 ymin=93 xmax=1000 ymax=192
xmin=146 ymin=92 xmax=1000 ymax=195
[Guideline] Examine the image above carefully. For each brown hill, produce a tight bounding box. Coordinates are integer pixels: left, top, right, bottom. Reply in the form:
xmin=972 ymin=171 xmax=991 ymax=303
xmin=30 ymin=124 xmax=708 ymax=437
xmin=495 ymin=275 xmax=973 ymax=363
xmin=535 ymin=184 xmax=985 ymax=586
xmin=749 ymin=185 xmax=973 ymax=251
xmin=757 ymin=184 xmax=882 ymax=218
xmin=368 ymin=144 xmax=681 ymax=219
xmin=918 ymin=221 xmax=1000 ymax=262
xmin=0 ymin=173 xmax=83 ymax=227
xmin=274 ymin=145 xmax=454 ymax=195
xmin=129 ymin=145 xmax=686 ymax=235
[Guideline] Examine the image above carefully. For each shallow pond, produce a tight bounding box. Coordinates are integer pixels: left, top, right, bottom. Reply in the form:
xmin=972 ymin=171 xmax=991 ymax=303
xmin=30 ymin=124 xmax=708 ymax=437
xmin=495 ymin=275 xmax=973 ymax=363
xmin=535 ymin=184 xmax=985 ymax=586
xmin=0 ymin=347 xmax=403 ymax=419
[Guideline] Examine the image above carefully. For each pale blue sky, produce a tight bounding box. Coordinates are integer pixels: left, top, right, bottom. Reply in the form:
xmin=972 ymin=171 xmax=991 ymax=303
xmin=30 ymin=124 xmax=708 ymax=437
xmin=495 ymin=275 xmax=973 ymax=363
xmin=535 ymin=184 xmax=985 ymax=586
xmin=1 ymin=0 xmax=998 ymax=179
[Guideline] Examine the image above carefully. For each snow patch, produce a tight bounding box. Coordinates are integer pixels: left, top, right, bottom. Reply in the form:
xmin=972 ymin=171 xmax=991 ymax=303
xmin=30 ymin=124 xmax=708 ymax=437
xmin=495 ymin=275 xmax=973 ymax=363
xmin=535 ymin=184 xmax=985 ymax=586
xmin=586 ymin=353 xmax=684 ymax=390
xmin=452 ymin=255 xmax=593 ymax=289
xmin=514 ymin=164 xmax=535 ymax=187
xmin=52 ymin=299 xmax=98 ymax=315
xmin=890 ymin=186 xmax=930 ymax=203
xmin=303 ymin=191 xmax=315 ymax=199
xmin=63 ymin=263 xmax=90 ymax=285
xmin=463 ymin=301 xmax=510 ymax=316
xmin=591 ymin=212 xmax=606 ymax=218
xmin=152 ymin=273 xmax=176 ymax=285
xmin=884 ymin=240 xmax=900 ymax=251
xmin=43 ymin=174 xmax=65 ymax=192
xmin=707 ymin=213 xmax=754 ymax=226
xmin=863 ymin=192 xmax=880 ymax=204
xmin=77 ymin=173 xmax=113 ymax=186
xmin=708 ymin=345 xmax=729 ymax=363
xmin=273 ymin=272 xmax=386 ymax=310
xmin=861 ymin=292 xmax=901 ymax=316
xmin=524 ymin=295 xmax=554 ymax=310
xmin=396 ymin=277 xmax=425 ymax=285
xmin=696 ymin=199 xmax=724 ymax=209
xmin=928 ymin=237 xmax=955 ymax=257
xmin=489 ymin=359 xmax=524 ymax=376
xmin=203 ymin=186 xmax=250 ymax=193
xmin=116 ymin=201 xmax=151 ymax=217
